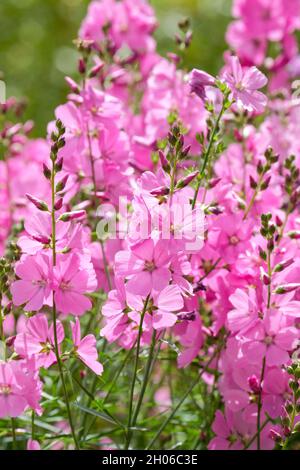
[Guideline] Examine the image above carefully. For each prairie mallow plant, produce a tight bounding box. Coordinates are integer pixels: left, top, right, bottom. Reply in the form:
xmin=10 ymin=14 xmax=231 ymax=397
xmin=0 ymin=0 xmax=300 ymax=452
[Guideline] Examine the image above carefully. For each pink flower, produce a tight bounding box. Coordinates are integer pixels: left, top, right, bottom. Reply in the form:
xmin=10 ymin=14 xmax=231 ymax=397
xmin=14 ymin=314 xmax=64 ymax=369
xmin=27 ymin=439 xmax=41 ymax=450
xmin=189 ymin=69 xmax=215 ymax=101
xmin=11 ymin=253 xmax=53 ymax=311
xmin=152 ymin=285 xmax=184 ymax=330
xmin=53 ymin=253 xmax=97 ymax=316
xmin=0 ymin=362 xmax=28 ymax=418
xmin=241 ymin=311 xmax=299 ymax=367
xmin=114 ymin=239 xmax=171 ymax=296
xmin=0 ymin=359 xmax=42 ymax=418
xmin=71 ymin=318 xmax=103 ymax=375
xmin=223 ymin=56 xmax=268 ymax=113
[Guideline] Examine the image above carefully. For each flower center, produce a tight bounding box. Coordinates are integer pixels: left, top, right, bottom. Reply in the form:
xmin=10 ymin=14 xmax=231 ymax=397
xmin=0 ymin=384 xmax=11 ymax=395
xmin=144 ymin=260 xmax=156 ymax=272
xmin=235 ymin=82 xmax=245 ymax=92
xmin=40 ymin=341 xmax=53 ymax=353
xmin=229 ymin=235 xmax=240 ymax=245
xmin=264 ymin=335 xmax=273 ymax=345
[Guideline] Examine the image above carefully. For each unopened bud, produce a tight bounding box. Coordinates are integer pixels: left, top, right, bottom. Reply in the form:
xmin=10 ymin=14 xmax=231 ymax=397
xmin=59 ymin=210 xmax=86 ymax=222
xmin=26 ymin=194 xmax=49 ymax=212
xmin=78 ymin=58 xmax=86 ymax=75
xmin=43 ymin=163 xmax=51 ymax=180
xmin=150 ymin=186 xmax=170 ymax=197
xmin=65 ymin=77 xmax=80 ymax=93
xmin=274 ymin=258 xmax=294 ymax=273
xmin=208 ymin=177 xmax=221 ymax=189
xmin=275 ymin=283 xmax=300 ymax=294
xmin=54 ymin=198 xmax=64 ymax=211
xmin=55 ymin=175 xmax=69 ymax=193
xmin=89 ymin=62 xmax=104 ymax=78
xmin=269 ymin=429 xmax=282 ymax=442
xmin=261 ymin=176 xmax=271 ymax=191
xmin=250 ymin=175 xmax=257 ymax=189
xmin=176 ymin=171 xmax=199 ymax=189
xmin=55 ymin=157 xmax=63 ymax=172
xmin=248 ymin=375 xmax=261 ymax=394
xmin=177 ymin=311 xmax=196 ymax=321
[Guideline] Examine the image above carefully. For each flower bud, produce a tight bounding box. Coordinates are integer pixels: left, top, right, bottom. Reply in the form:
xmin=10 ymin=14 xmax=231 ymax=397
xmin=288 ymin=231 xmax=300 ymax=239
xmin=158 ymin=150 xmax=169 ymax=169
xmin=208 ymin=177 xmax=221 ymax=189
xmin=150 ymin=186 xmax=170 ymax=197
xmin=65 ymin=77 xmax=80 ymax=93
xmin=54 ymin=198 xmax=64 ymax=211
xmin=26 ymin=194 xmax=49 ymax=212
xmin=89 ymin=62 xmax=104 ymax=78
xmin=260 ymin=176 xmax=271 ymax=191
xmin=189 ymin=69 xmax=215 ymax=101
xmin=248 ymin=375 xmax=261 ymax=394
xmin=55 ymin=157 xmax=64 ymax=172
xmin=177 ymin=311 xmax=196 ymax=321
xmin=176 ymin=171 xmax=199 ymax=189
xmin=58 ymin=210 xmax=86 ymax=222
xmin=55 ymin=175 xmax=69 ymax=193
xmin=274 ymin=258 xmax=294 ymax=273
xmin=78 ymin=58 xmax=86 ymax=75
xmin=250 ymin=175 xmax=257 ymax=189
xmin=269 ymin=429 xmax=282 ymax=442
xmin=43 ymin=163 xmax=51 ymax=180
xmin=275 ymin=283 xmax=300 ymax=294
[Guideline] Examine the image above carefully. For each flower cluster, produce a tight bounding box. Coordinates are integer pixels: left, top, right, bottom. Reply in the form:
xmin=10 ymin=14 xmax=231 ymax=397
xmin=0 ymin=0 xmax=300 ymax=451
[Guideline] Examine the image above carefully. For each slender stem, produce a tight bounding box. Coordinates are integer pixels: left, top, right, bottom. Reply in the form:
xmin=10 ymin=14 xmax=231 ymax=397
xmin=125 ymin=295 xmax=150 ymax=449
xmin=31 ymin=411 xmax=35 ymax=441
xmin=256 ymin=356 xmax=266 ymax=450
xmin=86 ymin=123 xmax=97 ymax=200
xmin=244 ymin=418 xmax=270 ymax=450
xmin=11 ymin=418 xmax=16 ymax=449
xmin=130 ymin=330 xmax=157 ymax=437
xmin=103 ymin=346 xmax=134 ymax=405
xmin=243 ymin=172 xmax=264 ymax=220
xmin=146 ymin=348 xmax=220 ymax=449
xmin=267 ymin=250 xmax=272 ymax=308
xmin=50 ymin=158 xmax=79 ymax=450
xmin=192 ymin=97 xmax=228 ymax=210
xmin=100 ymin=240 xmax=112 ymax=290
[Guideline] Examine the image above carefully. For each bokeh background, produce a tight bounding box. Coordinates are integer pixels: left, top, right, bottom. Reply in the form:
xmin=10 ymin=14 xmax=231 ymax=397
xmin=0 ymin=0 xmax=231 ymax=135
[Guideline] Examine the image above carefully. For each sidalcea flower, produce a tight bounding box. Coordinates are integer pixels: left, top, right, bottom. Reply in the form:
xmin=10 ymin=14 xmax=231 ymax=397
xmin=71 ymin=318 xmax=103 ymax=375
xmin=0 ymin=359 xmax=42 ymax=418
xmin=27 ymin=439 xmax=41 ymax=450
xmin=14 ymin=314 xmax=64 ymax=368
xmin=189 ymin=69 xmax=215 ymax=101
xmin=11 ymin=253 xmax=53 ymax=311
xmin=114 ymin=239 xmax=171 ymax=296
xmin=53 ymin=253 xmax=97 ymax=316
xmin=223 ymin=56 xmax=268 ymax=113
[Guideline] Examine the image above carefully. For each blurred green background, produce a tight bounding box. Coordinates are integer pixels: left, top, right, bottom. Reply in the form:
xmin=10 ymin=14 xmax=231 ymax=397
xmin=0 ymin=0 xmax=232 ymax=135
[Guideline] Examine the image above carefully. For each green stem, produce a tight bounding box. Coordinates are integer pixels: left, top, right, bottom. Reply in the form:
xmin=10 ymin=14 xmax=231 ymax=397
xmin=51 ymin=158 xmax=79 ymax=450
xmin=11 ymin=418 xmax=16 ymax=449
xmin=146 ymin=348 xmax=220 ymax=449
xmin=256 ymin=356 xmax=266 ymax=450
xmin=267 ymin=250 xmax=272 ymax=308
xmin=100 ymin=240 xmax=112 ymax=290
xmin=31 ymin=411 xmax=35 ymax=441
xmin=192 ymin=97 xmax=228 ymax=210
xmin=129 ymin=330 xmax=157 ymax=443
xmin=243 ymin=172 xmax=265 ymax=220
xmin=125 ymin=295 xmax=150 ymax=449
xmin=244 ymin=418 xmax=270 ymax=450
